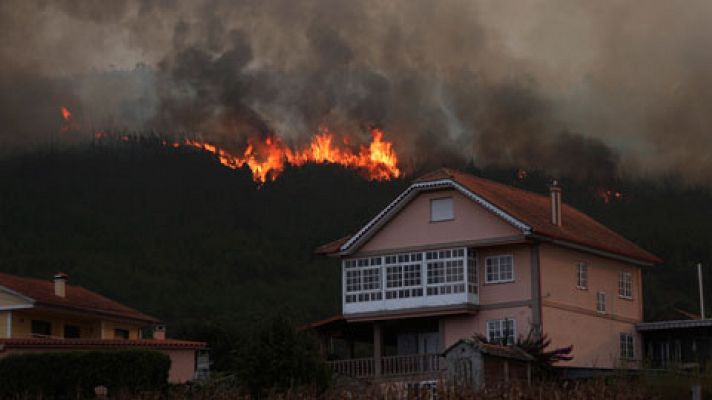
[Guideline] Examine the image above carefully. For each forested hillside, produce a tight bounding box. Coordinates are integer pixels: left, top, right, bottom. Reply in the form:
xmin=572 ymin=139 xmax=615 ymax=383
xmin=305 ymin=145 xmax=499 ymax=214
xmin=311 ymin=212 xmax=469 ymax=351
xmin=1 ymin=141 xmax=711 ymax=365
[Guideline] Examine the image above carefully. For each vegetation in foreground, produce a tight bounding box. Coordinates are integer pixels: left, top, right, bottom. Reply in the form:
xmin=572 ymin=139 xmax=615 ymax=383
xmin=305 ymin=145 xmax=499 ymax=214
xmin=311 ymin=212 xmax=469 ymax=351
xmin=13 ymin=373 xmax=708 ymax=400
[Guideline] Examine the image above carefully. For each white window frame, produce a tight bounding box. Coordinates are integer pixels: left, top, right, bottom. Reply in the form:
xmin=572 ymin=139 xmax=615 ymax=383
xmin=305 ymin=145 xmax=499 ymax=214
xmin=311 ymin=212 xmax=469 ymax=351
xmin=426 ymin=248 xmax=466 ymax=296
xmin=485 ymin=255 xmax=514 ymax=284
xmin=619 ymin=271 xmax=633 ymax=299
xmin=576 ymin=262 xmax=588 ymax=290
xmin=486 ymin=318 xmax=516 ymax=344
xmin=620 ymin=333 xmax=634 ymax=360
xmin=343 ymin=247 xmax=473 ymax=307
xmin=596 ymin=291 xmax=607 ymax=314
xmin=343 ymin=257 xmax=383 ymax=304
xmin=430 ymin=197 xmax=454 ymax=222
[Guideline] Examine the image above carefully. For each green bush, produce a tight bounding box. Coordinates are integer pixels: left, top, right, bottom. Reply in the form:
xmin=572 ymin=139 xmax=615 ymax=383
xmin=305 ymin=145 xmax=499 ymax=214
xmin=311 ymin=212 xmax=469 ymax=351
xmin=0 ymin=349 xmax=170 ymax=399
xmin=232 ymin=315 xmax=331 ymax=397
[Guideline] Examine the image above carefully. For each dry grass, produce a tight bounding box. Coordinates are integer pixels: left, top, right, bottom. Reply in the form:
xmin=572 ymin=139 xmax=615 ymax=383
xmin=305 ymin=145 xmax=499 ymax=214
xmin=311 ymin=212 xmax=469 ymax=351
xmin=7 ymin=373 xmax=708 ymax=399
xmin=117 ymin=378 xmax=662 ymax=400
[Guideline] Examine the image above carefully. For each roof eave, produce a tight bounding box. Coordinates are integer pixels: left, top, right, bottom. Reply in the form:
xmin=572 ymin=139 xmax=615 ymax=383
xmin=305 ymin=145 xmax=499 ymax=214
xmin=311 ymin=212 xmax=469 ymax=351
xmin=528 ymin=233 xmax=661 ymax=266
xmin=33 ymin=302 xmax=162 ymax=325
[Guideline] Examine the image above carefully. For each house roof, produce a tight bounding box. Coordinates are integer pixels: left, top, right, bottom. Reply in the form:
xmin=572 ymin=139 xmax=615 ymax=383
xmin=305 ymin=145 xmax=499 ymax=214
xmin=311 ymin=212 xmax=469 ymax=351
xmin=442 ymin=338 xmax=534 ymax=361
xmin=0 ymin=338 xmax=206 ymax=350
xmin=0 ymin=273 xmax=160 ymax=324
xmin=636 ymin=319 xmax=712 ymax=332
xmin=319 ymin=168 xmax=661 ymax=265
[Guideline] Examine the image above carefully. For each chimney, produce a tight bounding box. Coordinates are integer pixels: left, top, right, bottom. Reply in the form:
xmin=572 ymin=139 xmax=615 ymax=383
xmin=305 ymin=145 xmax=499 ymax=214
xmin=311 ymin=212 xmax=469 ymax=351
xmin=549 ymin=180 xmax=562 ymax=227
xmin=53 ymin=272 xmax=68 ymax=298
xmin=153 ymin=325 xmax=166 ymax=340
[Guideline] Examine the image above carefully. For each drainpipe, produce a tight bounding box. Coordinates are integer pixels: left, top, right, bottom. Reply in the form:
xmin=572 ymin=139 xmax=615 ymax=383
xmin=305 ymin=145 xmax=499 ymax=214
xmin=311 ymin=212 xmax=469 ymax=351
xmin=698 ymin=263 xmax=705 ymax=320
xmin=530 ymin=243 xmax=542 ymax=338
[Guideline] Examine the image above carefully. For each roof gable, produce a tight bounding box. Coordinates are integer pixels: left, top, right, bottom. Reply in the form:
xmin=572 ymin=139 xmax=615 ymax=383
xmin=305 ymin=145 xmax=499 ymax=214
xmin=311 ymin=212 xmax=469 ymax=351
xmin=0 ymin=287 xmax=33 ymax=309
xmin=359 ymin=189 xmax=522 ymax=253
xmin=337 ymin=177 xmax=531 ymax=254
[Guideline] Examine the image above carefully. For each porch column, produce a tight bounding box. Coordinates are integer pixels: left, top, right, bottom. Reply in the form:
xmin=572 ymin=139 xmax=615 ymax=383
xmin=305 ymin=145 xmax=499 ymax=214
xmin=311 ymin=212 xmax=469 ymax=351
xmin=317 ymin=333 xmax=329 ymax=357
xmin=374 ymin=321 xmax=383 ymax=376
xmin=530 ymin=243 xmax=542 ymax=338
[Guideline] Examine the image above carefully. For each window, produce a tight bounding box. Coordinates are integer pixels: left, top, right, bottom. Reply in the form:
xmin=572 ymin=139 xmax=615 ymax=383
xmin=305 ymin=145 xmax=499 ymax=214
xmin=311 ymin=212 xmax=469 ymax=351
xmin=384 ymin=252 xmax=423 ymax=299
xmin=114 ymin=328 xmax=130 ymax=339
xmin=619 ymin=272 xmax=633 ymax=299
xmin=486 ymin=319 xmax=516 ymax=345
xmin=344 ymin=257 xmax=383 ymax=303
xmin=485 ymin=255 xmax=514 ymax=283
xmin=430 ymin=197 xmax=454 ymax=221
xmin=596 ymin=291 xmax=607 ymax=313
xmin=576 ymin=262 xmax=588 ymax=289
xmin=427 ymin=261 xmax=445 ymax=284
xmin=362 ymin=268 xmax=381 ymax=290
xmin=386 ymin=265 xmax=403 ymax=288
xmin=620 ymin=333 xmax=634 ymax=360
xmin=31 ymin=320 xmax=52 ymax=337
xmin=426 ymin=249 xmax=466 ymax=295
xmin=403 ymin=264 xmax=421 ymax=287
xmin=344 ymin=248 xmax=469 ymax=302
xmin=346 ymin=269 xmax=361 ymax=292
xmin=64 ymin=325 xmax=80 ymax=338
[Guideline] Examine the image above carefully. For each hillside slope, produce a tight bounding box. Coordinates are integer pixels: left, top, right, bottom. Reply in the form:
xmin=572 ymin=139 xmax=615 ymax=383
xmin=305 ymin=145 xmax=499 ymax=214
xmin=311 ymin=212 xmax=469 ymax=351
xmin=0 ymin=142 xmax=710 ymax=350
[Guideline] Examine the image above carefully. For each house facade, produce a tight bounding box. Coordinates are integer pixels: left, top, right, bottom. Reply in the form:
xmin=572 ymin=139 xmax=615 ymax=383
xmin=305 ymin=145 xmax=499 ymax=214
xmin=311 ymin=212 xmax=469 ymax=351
xmin=314 ymin=169 xmax=660 ymax=379
xmin=0 ymin=272 xmax=207 ymax=383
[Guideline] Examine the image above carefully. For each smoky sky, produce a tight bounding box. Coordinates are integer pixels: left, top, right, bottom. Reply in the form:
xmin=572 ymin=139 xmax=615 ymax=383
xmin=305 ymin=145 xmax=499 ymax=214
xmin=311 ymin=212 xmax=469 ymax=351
xmin=1 ymin=0 xmax=712 ymax=184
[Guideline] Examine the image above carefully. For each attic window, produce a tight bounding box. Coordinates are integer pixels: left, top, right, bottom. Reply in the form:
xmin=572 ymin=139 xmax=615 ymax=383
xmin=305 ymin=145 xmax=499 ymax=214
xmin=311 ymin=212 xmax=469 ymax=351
xmin=430 ymin=197 xmax=454 ymax=221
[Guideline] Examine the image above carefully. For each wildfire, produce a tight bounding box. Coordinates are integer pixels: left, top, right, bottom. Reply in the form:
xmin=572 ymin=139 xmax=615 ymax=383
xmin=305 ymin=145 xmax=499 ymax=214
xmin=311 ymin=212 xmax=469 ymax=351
xmin=60 ymin=106 xmax=72 ymax=121
xmin=596 ymin=188 xmax=623 ymax=204
xmin=516 ymin=168 xmax=528 ymax=180
xmin=184 ymin=128 xmax=401 ymax=183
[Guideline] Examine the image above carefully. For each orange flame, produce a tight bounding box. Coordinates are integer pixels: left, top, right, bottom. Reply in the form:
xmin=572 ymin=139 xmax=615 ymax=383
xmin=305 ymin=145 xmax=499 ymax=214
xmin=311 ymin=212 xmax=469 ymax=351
xmin=516 ymin=168 xmax=528 ymax=180
xmin=61 ymin=106 xmax=72 ymax=121
xmin=596 ymin=188 xmax=623 ymax=204
xmin=184 ymin=128 xmax=401 ymax=183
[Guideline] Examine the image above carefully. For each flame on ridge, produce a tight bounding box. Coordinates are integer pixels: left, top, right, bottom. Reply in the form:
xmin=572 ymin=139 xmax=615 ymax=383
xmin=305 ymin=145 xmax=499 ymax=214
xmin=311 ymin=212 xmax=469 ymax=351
xmin=184 ymin=128 xmax=401 ymax=183
xmin=61 ymin=106 xmax=72 ymax=121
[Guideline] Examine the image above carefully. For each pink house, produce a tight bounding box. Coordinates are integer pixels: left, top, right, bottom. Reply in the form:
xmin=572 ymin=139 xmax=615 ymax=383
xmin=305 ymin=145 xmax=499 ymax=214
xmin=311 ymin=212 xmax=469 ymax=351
xmin=314 ymin=168 xmax=660 ymax=379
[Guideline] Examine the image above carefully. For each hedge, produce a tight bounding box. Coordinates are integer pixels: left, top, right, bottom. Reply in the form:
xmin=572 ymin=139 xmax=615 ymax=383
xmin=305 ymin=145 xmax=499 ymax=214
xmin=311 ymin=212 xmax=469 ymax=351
xmin=0 ymin=349 xmax=170 ymax=399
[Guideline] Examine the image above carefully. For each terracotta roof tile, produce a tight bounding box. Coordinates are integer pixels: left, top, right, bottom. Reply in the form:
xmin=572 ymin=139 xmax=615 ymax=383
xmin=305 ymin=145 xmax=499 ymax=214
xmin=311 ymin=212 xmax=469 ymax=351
xmin=436 ymin=169 xmax=661 ymax=264
xmin=315 ymin=236 xmax=351 ymax=255
xmin=442 ymin=338 xmax=534 ymax=361
xmin=0 ymin=273 xmax=160 ymax=323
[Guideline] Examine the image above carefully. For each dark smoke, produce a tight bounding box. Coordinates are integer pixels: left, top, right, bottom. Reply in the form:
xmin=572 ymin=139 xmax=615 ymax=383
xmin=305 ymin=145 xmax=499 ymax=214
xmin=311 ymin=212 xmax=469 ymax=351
xmin=1 ymin=0 xmax=712 ymax=184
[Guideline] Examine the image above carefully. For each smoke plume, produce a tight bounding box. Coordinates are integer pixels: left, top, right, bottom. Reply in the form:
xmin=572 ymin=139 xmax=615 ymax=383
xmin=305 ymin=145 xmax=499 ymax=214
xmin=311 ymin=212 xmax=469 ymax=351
xmin=1 ymin=0 xmax=712 ymax=184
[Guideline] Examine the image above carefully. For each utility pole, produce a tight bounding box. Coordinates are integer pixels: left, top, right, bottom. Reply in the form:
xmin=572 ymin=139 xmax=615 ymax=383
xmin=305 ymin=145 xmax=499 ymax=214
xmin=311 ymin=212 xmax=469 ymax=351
xmin=698 ymin=263 xmax=705 ymax=320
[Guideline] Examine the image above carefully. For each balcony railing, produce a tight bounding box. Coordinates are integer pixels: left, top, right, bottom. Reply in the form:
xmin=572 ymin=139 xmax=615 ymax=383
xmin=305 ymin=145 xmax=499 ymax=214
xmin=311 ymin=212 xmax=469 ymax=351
xmin=382 ymin=353 xmax=441 ymax=376
xmin=328 ymin=357 xmax=375 ymax=378
xmin=327 ymin=353 xmax=443 ymax=379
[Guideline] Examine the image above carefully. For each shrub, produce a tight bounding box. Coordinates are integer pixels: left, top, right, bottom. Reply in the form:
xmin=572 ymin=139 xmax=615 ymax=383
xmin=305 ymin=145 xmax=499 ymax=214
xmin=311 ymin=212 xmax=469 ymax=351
xmin=231 ymin=315 xmax=331 ymax=397
xmin=0 ymin=349 xmax=170 ymax=399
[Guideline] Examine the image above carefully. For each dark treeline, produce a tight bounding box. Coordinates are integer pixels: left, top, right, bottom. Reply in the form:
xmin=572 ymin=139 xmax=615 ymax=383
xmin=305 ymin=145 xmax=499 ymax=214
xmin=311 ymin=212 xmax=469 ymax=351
xmin=0 ymin=141 xmax=711 ymax=370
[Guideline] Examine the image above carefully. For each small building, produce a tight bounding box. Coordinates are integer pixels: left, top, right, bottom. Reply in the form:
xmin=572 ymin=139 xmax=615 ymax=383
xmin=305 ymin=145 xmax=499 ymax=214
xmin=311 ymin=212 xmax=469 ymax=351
xmin=313 ymin=168 xmax=660 ymax=381
xmin=0 ymin=272 xmax=207 ymax=383
xmin=442 ymin=338 xmax=533 ymax=388
xmin=637 ymin=319 xmax=712 ymax=370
